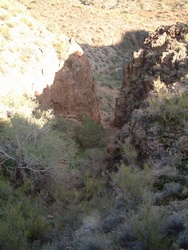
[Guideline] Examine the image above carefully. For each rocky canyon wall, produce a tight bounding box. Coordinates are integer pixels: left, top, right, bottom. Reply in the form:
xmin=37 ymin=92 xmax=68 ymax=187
xmin=114 ymin=23 xmax=188 ymax=128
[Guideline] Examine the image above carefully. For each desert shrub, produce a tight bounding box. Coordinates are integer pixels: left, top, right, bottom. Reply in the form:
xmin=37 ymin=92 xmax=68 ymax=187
xmin=0 ymin=174 xmax=13 ymax=199
xmin=176 ymin=160 xmax=188 ymax=174
xmin=74 ymin=117 xmax=103 ymax=150
xmin=101 ymin=209 xmax=124 ymax=233
xmin=28 ymin=241 xmax=60 ymax=250
xmin=75 ymin=234 xmax=110 ymax=250
xmin=111 ymin=164 xmax=150 ymax=208
xmin=158 ymin=93 xmax=188 ymax=126
xmin=0 ymin=114 xmax=77 ymax=183
xmin=77 ymin=150 xmax=108 ymax=205
xmin=178 ymin=228 xmax=188 ymax=248
xmin=121 ymin=137 xmax=138 ymax=165
xmin=52 ymin=146 xmax=106 ymax=204
xmin=80 ymin=172 xmax=106 ymax=201
xmin=160 ymin=214 xmax=184 ymax=236
xmin=0 ymin=178 xmax=50 ymax=250
xmin=74 ymin=212 xmax=111 ymax=250
xmin=51 ymin=116 xmax=76 ymax=138
xmin=115 ymin=223 xmax=137 ymax=249
xmin=130 ymin=204 xmax=173 ymax=250
xmin=148 ymin=79 xmax=188 ymax=129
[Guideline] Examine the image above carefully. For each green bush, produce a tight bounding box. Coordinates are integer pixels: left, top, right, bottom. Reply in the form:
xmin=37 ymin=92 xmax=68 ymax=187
xmin=130 ymin=204 xmax=173 ymax=250
xmin=148 ymin=79 xmax=188 ymax=128
xmin=121 ymin=137 xmax=138 ymax=164
xmin=158 ymin=93 xmax=188 ymax=126
xmin=51 ymin=116 xmax=75 ymax=139
xmin=81 ymin=172 xmax=107 ymax=201
xmin=111 ymin=164 xmax=150 ymax=208
xmin=0 ymin=114 xmax=77 ymax=182
xmin=74 ymin=117 xmax=103 ymax=150
xmin=0 ymin=178 xmax=50 ymax=250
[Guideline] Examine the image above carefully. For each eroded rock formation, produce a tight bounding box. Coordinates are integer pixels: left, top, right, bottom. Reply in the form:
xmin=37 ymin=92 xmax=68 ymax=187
xmin=37 ymin=53 xmax=101 ymax=123
xmin=114 ymin=23 xmax=188 ymax=128
xmin=106 ymin=23 xmax=188 ymax=211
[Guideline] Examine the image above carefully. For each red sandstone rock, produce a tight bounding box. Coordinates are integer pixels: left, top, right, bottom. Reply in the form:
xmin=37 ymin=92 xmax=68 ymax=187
xmin=37 ymin=53 xmax=101 ymax=123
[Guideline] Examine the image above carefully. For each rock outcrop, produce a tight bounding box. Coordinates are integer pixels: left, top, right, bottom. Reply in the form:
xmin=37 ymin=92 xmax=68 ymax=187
xmin=107 ymin=23 xmax=188 ymax=206
xmin=37 ymin=53 xmax=101 ymax=123
xmin=0 ymin=1 xmax=100 ymax=123
xmin=114 ymin=23 xmax=188 ymax=128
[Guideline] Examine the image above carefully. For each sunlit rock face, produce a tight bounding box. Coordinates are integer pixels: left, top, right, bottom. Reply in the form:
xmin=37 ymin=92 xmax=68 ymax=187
xmin=37 ymin=53 xmax=101 ymax=123
xmin=114 ymin=23 xmax=188 ymax=128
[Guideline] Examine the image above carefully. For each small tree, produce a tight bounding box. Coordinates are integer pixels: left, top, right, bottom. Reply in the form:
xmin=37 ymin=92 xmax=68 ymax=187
xmin=0 ymin=114 xmax=77 ymax=183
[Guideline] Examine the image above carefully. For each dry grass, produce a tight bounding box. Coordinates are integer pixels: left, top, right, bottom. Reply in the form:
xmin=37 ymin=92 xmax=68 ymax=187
xmin=23 ymin=0 xmax=188 ymax=44
xmin=0 ymin=0 xmax=74 ymax=99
